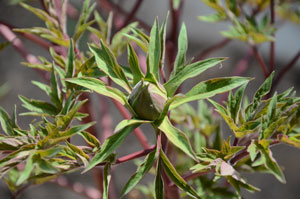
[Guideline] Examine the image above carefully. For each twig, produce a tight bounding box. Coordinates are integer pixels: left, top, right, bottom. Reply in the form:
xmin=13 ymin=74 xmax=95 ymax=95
xmin=98 ymin=0 xmax=150 ymax=32
xmin=166 ymin=0 xmax=184 ymax=74
xmin=111 ymin=99 xmax=150 ymax=149
xmin=230 ymin=138 xmax=282 ymax=165
xmin=194 ymin=38 xmax=231 ymax=62
xmin=252 ymin=46 xmax=269 ymax=78
xmin=53 ymin=176 xmax=101 ymax=199
xmin=118 ymin=0 xmax=144 ymax=31
xmin=95 ymin=145 xmax=156 ymax=167
xmin=0 ymin=23 xmax=49 ymax=81
xmin=272 ymin=49 xmax=300 ymax=90
xmin=115 ymin=145 xmax=156 ymax=164
xmin=269 ymin=0 xmax=275 ymax=73
xmin=169 ymin=170 xmax=213 ymax=187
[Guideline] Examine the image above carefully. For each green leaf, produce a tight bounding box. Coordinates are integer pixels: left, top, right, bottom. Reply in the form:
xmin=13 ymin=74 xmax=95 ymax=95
xmin=166 ymin=58 xmax=226 ymax=96
xmin=66 ymin=141 xmax=89 ymax=162
xmin=83 ymin=119 xmax=148 ymax=172
xmin=61 ymin=122 xmax=96 ymax=138
xmin=36 ymin=158 xmax=57 ymax=174
xmin=259 ymin=145 xmax=286 ymax=183
xmin=147 ymin=19 xmax=160 ymax=81
xmin=19 ymin=95 xmax=58 ymax=116
xmin=120 ymin=150 xmax=156 ymax=197
xmin=74 ymin=0 xmax=96 ymax=42
xmin=155 ymin=159 xmax=164 ymax=199
xmin=159 ymin=13 xmax=168 ymax=70
xmin=170 ymin=77 xmax=251 ymax=110
xmin=20 ymin=3 xmax=58 ymax=29
xmin=124 ymin=34 xmax=148 ymax=52
xmin=56 ymin=100 xmax=87 ymax=130
xmin=103 ymin=164 xmax=111 ymax=199
xmin=65 ymin=40 xmax=74 ymax=79
xmin=156 ymin=95 xmax=185 ymax=125
xmin=0 ymin=107 xmax=15 ymax=136
xmin=78 ymin=131 xmax=101 ymax=148
xmin=16 ymin=153 xmax=35 ymax=186
xmin=127 ymin=43 xmax=144 ymax=86
xmin=198 ymin=13 xmax=226 ymax=22
xmin=89 ymin=43 xmax=131 ymax=92
xmin=111 ymin=22 xmax=138 ymax=57
xmin=247 ymin=140 xmax=258 ymax=161
xmin=263 ymin=116 xmax=288 ymax=139
xmin=50 ymin=64 xmax=61 ymax=107
xmin=228 ymin=84 xmax=247 ymax=123
xmin=65 ymin=77 xmax=127 ymax=105
xmin=158 ymin=117 xmax=196 ymax=160
xmin=160 ymin=150 xmax=200 ymax=199
xmin=173 ymin=0 xmax=181 ymax=10
xmin=266 ymin=92 xmax=277 ymax=124
xmin=170 ymin=23 xmax=188 ymax=79
xmin=246 ymin=72 xmax=274 ymax=120
xmin=0 ymin=41 xmax=10 ymax=52
xmin=207 ymin=99 xmax=228 ymax=115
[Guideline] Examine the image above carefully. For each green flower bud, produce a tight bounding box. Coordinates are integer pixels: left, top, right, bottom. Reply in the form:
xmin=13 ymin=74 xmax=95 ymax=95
xmin=128 ymin=80 xmax=168 ymax=121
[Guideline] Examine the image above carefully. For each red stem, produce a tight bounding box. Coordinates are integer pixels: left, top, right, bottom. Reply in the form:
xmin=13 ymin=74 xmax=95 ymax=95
xmin=95 ymin=145 xmax=156 ymax=166
xmin=252 ymin=46 xmax=269 ymax=78
xmin=111 ymin=99 xmax=150 ymax=149
xmin=273 ymin=50 xmax=300 ymax=89
xmin=0 ymin=23 xmax=49 ymax=81
xmin=169 ymin=170 xmax=213 ymax=187
xmin=194 ymin=38 xmax=231 ymax=62
xmin=115 ymin=145 xmax=156 ymax=164
xmin=269 ymin=0 xmax=275 ymax=73
xmin=99 ymin=0 xmax=150 ymax=32
xmin=118 ymin=0 xmax=144 ymax=31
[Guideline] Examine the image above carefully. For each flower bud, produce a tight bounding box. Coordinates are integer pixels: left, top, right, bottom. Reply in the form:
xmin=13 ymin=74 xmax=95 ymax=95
xmin=128 ymin=80 xmax=168 ymax=121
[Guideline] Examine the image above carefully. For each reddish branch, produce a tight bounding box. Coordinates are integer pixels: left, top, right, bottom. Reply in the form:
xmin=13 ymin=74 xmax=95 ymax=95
xmin=252 ymin=46 xmax=269 ymax=78
xmin=269 ymin=0 xmax=275 ymax=73
xmin=118 ymin=0 xmax=144 ymax=31
xmin=95 ymin=145 xmax=156 ymax=166
xmin=0 ymin=23 xmax=49 ymax=81
xmin=169 ymin=170 xmax=213 ymax=187
xmin=194 ymin=38 xmax=232 ymax=62
xmin=112 ymin=99 xmax=150 ymax=149
xmin=99 ymin=0 xmax=150 ymax=32
xmin=115 ymin=145 xmax=156 ymax=164
xmin=273 ymin=49 xmax=300 ymax=89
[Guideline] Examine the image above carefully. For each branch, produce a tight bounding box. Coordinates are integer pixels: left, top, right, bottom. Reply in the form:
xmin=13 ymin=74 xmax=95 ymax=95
xmin=98 ymin=0 xmax=150 ymax=32
xmin=273 ymin=49 xmax=300 ymax=89
xmin=0 ymin=23 xmax=49 ymax=80
xmin=194 ymin=38 xmax=231 ymax=62
xmin=111 ymin=99 xmax=150 ymax=149
xmin=169 ymin=170 xmax=213 ymax=187
xmin=118 ymin=0 xmax=144 ymax=31
xmin=95 ymin=145 xmax=156 ymax=167
xmin=269 ymin=0 xmax=275 ymax=73
xmin=115 ymin=145 xmax=156 ymax=164
xmin=252 ymin=46 xmax=269 ymax=78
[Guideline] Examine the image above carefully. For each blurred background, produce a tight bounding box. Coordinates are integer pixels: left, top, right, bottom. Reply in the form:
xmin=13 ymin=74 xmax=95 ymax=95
xmin=0 ymin=0 xmax=300 ymax=198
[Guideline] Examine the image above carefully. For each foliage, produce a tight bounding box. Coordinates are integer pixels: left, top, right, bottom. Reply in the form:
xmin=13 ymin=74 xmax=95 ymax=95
xmin=0 ymin=0 xmax=299 ymax=199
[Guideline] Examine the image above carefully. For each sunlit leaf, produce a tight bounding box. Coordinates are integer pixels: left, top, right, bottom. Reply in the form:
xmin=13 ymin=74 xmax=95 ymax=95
xmin=120 ymin=150 xmax=156 ymax=197
xmin=160 ymin=150 xmax=200 ymax=199
xmin=158 ymin=117 xmax=197 ymax=160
